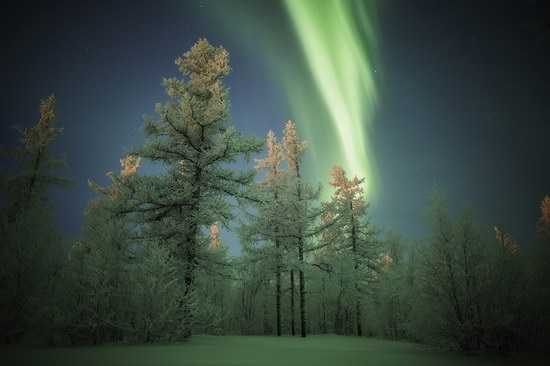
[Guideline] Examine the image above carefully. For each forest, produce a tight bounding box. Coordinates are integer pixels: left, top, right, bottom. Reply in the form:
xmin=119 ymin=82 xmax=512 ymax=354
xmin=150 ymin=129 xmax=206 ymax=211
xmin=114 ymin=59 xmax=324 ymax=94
xmin=1 ymin=39 xmax=549 ymax=360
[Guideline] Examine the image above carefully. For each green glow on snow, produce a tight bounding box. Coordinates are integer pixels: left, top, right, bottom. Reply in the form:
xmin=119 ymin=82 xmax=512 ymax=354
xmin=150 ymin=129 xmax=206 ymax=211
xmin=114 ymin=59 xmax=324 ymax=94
xmin=284 ymin=0 xmax=379 ymax=197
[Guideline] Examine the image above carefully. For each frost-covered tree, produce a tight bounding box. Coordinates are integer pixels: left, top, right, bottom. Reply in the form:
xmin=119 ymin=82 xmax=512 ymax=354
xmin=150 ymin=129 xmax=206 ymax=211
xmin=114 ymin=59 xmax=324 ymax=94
xmin=239 ymin=130 xmax=285 ymax=335
xmin=193 ymin=226 xmax=233 ymax=335
xmin=255 ymin=130 xmax=284 ymax=336
xmin=230 ymin=255 xmax=271 ymax=335
xmin=240 ymin=121 xmax=324 ymax=337
xmin=413 ymin=189 xmax=540 ymax=353
xmin=414 ymin=189 xmax=485 ymax=350
xmin=60 ymin=156 xmax=140 ymax=344
xmin=0 ymin=96 xmax=72 ymax=344
xmin=124 ymin=241 xmax=185 ymax=343
xmin=1 ymin=95 xmax=73 ymax=220
xmin=280 ymin=120 xmax=317 ymax=338
xmin=368 ymin=231 xmax=413 ymax=340
xmin=326 ymin=165 xmax=378 ymax=336
xmin=123 ymin=39 xmax=263 ymax=339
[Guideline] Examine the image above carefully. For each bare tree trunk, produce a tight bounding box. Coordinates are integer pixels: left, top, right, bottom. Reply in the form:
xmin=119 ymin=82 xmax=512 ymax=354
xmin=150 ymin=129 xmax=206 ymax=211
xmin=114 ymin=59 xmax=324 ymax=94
xmin=180 ymin=169 xmax=203 ymax=339
xmin=334 ymin=280 xmax=343 ymax=334
xmin=355 ymin=298 xmax=363 ymax=337
xmin=276 ymin=239 xmax=282 ymax=336
xmin=322 ymin=276 xmax=327 ymax=333
xmin=182 ymin=274 xmax=194 ymax=339
xmin=290 ymin=269 xmax=296 ymax=336
xmin=350 ymin=200 xmax=363 ymax=336
xmin=181 ymin=222 xmax=198 ymax=339
xmin=263 ymin=286 xmax=269 ymax=335
xmin=299 ymin=239 xmax=306 ymax=337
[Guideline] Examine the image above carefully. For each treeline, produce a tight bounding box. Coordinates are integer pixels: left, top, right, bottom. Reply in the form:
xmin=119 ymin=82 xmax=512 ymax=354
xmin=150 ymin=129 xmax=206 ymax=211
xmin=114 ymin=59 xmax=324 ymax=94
xmin=367 ymin=193 xmax=550 ymax=354
xmin=1 ymin=39 xmax=549 ymax=355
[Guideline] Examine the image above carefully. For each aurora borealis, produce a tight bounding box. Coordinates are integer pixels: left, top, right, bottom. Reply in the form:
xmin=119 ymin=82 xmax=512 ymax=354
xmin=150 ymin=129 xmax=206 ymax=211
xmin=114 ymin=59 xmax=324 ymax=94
xmin=1 ymin=0 xmax=549 ymax=255
xmin=284 ymin=0 xmax=378 ymax=197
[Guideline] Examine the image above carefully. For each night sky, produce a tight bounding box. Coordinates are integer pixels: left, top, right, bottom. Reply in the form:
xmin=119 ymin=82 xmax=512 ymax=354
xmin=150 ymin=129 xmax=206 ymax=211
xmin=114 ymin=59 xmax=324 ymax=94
xmin=1 ymin=0 xmax=549 ymax=256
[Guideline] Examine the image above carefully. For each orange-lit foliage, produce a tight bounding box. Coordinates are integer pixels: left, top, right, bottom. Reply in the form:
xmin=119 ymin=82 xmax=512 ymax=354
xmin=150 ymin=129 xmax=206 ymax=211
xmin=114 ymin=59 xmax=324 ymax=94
xmin=541 ymin=195 xmax=550 ymax=228
xmin=378 ymin=252 xmax=394 ymax=271
xmin=330 ymin=165 xmax=364 ymax=198
xmin=255 ymin=130 xmax=282 ymax=183
xmin=494 ymin=226 xmax=519 ymax=255
xmin=17 ymin=95 xmax=57 ymax=153
xmin=282 ymin=120 xmax=307 ymax=173
xmin=120 ymin=155 xmax=141 ymax=178
xmin=210 ymin=222 xmax=221 ymax=249
xmin=93 ymin=155 xmax=141 ymax=200
xmin=329 ymin=165 xmax=367 ymax=212
xmin=175 ymin=38 xmax=230 ymax=91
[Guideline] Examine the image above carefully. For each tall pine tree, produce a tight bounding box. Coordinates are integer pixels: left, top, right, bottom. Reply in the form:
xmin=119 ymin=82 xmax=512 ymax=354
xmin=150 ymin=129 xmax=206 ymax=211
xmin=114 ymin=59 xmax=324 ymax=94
xmin=281 ymin=120 xmax=311 ymax=338
xmin=246 ymin=130 xmax=285 ymax=336
xmin=328 ymin=165 xmax=377 ymax=336
xmin=0 ymin=95 xmax=73 ymax=344
xmin=124 ymin=39 xmax=263 ymax=339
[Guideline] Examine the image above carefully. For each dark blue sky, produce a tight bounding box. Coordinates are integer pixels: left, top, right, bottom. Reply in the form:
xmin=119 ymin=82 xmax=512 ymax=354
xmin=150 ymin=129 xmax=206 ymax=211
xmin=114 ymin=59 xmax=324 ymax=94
xmin=1 ymin=0 xmax=549 ymax=255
